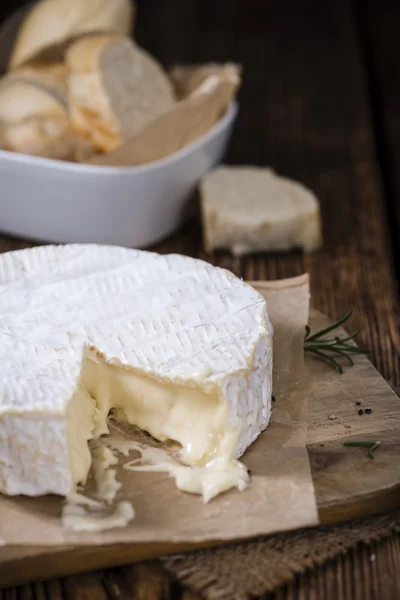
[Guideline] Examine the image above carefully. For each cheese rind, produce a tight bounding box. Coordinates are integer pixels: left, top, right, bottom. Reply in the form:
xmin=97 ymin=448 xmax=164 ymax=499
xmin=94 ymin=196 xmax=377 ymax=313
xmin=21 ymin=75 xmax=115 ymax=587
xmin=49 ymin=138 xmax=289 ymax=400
xmin=0 ymin=244 xmax=273 ymax=497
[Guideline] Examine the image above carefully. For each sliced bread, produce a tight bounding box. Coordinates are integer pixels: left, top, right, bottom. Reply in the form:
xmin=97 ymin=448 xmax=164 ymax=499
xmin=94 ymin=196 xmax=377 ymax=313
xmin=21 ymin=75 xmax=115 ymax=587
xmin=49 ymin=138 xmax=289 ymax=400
xmin=66 ymin=34 xmax=175 ymax=152
xmin=9 ymin=0 xmax=135 ymax=70
xmin=0 ymin=78 xmax=94 ymax=161
xmin=200 ymin=166 xmax=323 ymax=255
xmin=7 ymin=62 xmax=68 ymax=106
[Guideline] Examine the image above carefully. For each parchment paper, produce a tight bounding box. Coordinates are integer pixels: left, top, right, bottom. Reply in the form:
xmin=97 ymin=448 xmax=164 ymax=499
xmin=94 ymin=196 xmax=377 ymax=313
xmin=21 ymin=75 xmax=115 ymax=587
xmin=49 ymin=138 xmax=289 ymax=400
xmin=0 ymin=275 xmax=319 ymax=548
xmin=169 ymin=63 xmax=242 ymax=99
xmin=89 ymin=64 xmax=241 ymax=167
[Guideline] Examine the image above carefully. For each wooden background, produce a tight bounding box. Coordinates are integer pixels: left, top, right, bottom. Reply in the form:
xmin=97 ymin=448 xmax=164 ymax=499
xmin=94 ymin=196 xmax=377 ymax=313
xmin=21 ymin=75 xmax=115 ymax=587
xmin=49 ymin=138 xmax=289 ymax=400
xmin=0 ymin=0 xmax=400 ymax=597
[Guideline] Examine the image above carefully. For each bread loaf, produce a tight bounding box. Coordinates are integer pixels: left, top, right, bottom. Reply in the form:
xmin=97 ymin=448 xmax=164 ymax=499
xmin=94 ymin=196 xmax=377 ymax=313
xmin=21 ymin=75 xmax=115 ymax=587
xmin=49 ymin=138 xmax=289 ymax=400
xmin=200 ymin=166 xmax=323 ymax=255
xmin=9 ymin=0 xmax=135 ymax=70
xmin=66 ymin=34 xmax=175 ymax=152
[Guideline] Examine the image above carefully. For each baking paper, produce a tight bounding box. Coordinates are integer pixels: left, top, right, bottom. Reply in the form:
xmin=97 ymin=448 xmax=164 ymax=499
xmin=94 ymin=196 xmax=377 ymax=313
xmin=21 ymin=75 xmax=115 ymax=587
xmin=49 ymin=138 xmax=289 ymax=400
xmin=0 ymin=275 xmax=318 ymax=552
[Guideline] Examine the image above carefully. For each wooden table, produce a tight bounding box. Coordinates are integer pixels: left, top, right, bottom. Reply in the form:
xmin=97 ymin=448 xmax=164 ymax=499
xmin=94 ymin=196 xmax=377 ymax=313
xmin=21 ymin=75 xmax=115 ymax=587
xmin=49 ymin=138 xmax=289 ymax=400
xmin=1 ymin=0 xmax=400 ymax=597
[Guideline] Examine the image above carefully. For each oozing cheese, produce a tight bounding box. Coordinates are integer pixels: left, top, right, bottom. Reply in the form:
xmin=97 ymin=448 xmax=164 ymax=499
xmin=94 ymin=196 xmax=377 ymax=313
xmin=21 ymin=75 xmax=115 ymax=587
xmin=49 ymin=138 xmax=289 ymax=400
xmin=105 ymin=430 xmax=249 ymax=503
xmin=84 ymin=353 xmax=239 ymax=465
xmin=62 ymin=501 xmax=135 ymax=533
xmin=0 ymin=244 xmax=273 ymax=501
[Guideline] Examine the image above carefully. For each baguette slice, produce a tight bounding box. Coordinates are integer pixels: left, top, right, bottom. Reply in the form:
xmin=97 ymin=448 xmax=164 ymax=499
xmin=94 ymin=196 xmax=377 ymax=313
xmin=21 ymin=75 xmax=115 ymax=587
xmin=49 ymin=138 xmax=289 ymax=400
xmin=66 ymin=34 xmax=175 ymax=152
xmin=0 ymin=78 xmax=94 ymax=161
xmin=7 ymin=62 xmax=68 ymax=106
xmin=9 ymin=0 xmax=135 ymax=70
xmin=200 ymin=166 xmax=323 ymax=255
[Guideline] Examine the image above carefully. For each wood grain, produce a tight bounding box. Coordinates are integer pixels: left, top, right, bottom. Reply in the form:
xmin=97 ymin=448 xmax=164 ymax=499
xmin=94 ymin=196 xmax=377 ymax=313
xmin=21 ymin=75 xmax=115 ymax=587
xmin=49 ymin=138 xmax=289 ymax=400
xmin=268 ymin=537 xmax=400 ymax=600
xmin=0 ymin=0 xmax=399 ymax=597
xmin=145 ymin=0 xmax=400 ymax=386
xmin=0 ymin=310 xmax=399 ymax=588
xmin=352 ymin=0 xmax=400 ymax=286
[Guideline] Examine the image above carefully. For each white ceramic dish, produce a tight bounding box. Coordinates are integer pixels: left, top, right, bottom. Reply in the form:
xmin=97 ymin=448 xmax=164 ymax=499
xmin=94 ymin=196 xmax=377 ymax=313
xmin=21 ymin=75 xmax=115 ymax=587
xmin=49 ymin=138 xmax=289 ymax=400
xmin=0 ymin=102 xmax=237 ymax=247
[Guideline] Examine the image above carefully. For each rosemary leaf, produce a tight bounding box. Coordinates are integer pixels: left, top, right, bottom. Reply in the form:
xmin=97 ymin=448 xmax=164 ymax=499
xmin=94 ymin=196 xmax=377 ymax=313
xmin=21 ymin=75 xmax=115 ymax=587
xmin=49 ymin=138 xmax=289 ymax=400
xmin=305 ymin=310 xmax=353 ymax=342
xmin=343 ymin=440 xmax=381 ymax=459
xmin=332 ymin=344 xmax=371 ymax=354
xmin=304 ymin=337 xmax=341 ymax=348
xmin=339 ymin=330 xmax=360 ymax=343
xmin=306 ymin=347 xmax=343 ymax=374
xmin=327 ymin=348 xmax=354 ymax=366
xmin=304 ymin=310 xmax=370 ymax=373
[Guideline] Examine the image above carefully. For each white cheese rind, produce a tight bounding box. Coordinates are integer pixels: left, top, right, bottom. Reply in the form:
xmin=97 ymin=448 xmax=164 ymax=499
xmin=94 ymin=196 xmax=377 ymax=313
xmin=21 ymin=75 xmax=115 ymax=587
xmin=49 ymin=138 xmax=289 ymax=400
xmin=0 ymin=244 xmax=273 ymax=496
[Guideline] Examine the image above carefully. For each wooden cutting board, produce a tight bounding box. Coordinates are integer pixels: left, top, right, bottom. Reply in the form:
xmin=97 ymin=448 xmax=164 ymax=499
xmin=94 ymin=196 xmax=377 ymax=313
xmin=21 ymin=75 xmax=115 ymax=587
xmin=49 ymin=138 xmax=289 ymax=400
xmin=0 ymin=309 xmax=399 ymax=587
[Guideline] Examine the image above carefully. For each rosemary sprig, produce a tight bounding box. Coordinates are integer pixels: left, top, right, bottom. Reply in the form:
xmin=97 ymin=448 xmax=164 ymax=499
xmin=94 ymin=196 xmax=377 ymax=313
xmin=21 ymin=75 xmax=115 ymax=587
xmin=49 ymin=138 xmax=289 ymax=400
xmin=343 ymin=440 xmax=381 ymax=459
xmin=304 ymin=310 xmax=370 ymax=373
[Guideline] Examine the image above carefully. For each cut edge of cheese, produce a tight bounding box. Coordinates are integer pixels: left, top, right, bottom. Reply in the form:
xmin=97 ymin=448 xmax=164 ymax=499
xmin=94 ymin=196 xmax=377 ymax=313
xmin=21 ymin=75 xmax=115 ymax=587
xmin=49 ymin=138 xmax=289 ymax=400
xmin=0 ymin=312 xmax=271 ymax=501
xmin=67 ymin=330 xmax=271 ymax=500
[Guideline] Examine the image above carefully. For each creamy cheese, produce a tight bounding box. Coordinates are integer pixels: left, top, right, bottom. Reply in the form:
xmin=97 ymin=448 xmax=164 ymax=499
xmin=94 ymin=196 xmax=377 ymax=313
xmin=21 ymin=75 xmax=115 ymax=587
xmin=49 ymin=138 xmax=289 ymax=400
xmin=62 ymin=438 xmax=133 ymax=532
xmin=0 ymin=244 xmax=273 ymax=501
xmin=90 ymin=440 xmax=121 ymax=502
xmin=62 ymin=501 xmax=135 ymax=532
xmin=84 ymin=353 xmax=240 ymax=466
xmin=105 ymin=429 xmax=249 ymax=503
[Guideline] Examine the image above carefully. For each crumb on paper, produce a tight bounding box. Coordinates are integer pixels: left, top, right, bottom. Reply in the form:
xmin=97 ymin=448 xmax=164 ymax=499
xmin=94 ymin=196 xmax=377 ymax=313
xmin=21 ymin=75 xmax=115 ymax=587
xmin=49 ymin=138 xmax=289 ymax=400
xmin=328 ymin=414 xmax=336 ymax=420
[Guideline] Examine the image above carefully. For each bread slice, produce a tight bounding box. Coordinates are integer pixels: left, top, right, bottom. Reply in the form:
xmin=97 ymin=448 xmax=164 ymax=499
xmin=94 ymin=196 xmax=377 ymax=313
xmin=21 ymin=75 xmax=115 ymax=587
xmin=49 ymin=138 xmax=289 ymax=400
xmin=200 ymin=166 xmax=323 ymax=255
xmin=7 ymin=63 xmax=68 ymax=106
xmin=0 ymin=78 xmax=94 ymax=161
xmin=9 ymin=0 xmax=135 ymax=70
xmin=66 ymin=34 xmax=175 ymax=152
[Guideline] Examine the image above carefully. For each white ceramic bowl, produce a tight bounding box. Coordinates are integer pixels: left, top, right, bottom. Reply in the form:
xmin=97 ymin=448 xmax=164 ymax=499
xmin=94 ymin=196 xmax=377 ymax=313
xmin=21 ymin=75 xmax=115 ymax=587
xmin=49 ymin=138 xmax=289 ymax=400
xmin=0 ymin=102 xmax=237 ymax=247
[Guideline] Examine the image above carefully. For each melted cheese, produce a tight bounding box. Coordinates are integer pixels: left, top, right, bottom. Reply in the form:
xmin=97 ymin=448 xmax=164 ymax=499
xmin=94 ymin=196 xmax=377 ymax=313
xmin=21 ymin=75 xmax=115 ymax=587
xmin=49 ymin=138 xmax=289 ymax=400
xmin=63 ymin=439 xmax=133 ymax=532
xmin=90 ymin=441 xmax=121 ymax=502
xmin=62 ymin=501 xmax=134 ymax=532
xmin=73 ymin=352 xmax=249 ymax=501
xmin=83 ymin=353 xmax=237 ymax=466
xmin=105 ymin=433 xmax=249 ymax=503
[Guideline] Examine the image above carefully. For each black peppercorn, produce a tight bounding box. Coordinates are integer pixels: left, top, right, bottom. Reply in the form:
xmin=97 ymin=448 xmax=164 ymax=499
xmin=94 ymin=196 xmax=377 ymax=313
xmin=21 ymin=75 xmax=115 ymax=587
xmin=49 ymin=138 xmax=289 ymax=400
xmin=365 ymin=408 xmax=372 ymax=415
xmin=358 ymin=409 xmax=364 ymax=415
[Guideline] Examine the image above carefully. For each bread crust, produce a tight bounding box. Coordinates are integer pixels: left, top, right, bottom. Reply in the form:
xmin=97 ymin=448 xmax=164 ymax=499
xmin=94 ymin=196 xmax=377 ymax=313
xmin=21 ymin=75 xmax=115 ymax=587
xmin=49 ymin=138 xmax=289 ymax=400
xmin=9 ymin=0 xmax=134 ymax=70
xmin=66 ymin=35 xmax=175 ymax=152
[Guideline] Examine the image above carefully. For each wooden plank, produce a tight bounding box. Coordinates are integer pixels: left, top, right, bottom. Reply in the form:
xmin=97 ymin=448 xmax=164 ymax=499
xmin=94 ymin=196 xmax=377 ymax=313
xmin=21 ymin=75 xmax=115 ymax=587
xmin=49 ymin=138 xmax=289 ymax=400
xmin=305 ymin=312 xmax=400 ymax=524
xmin=0 ymin=0 xmax=399 ymax=597
xmin=7 ymin=535 xmax=400 ymax=600
xmin=102 ymin=564 xmax=172 ymax=600
xmin=352 ymin=0 xmax=400 ymax=283
xmin=268 ymin=537 xmax=400 ymax=600
xmin=140 ymin=0 xmax=400 ymax=386
xmin=0 ymin=310 xmax=399 ymax=588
